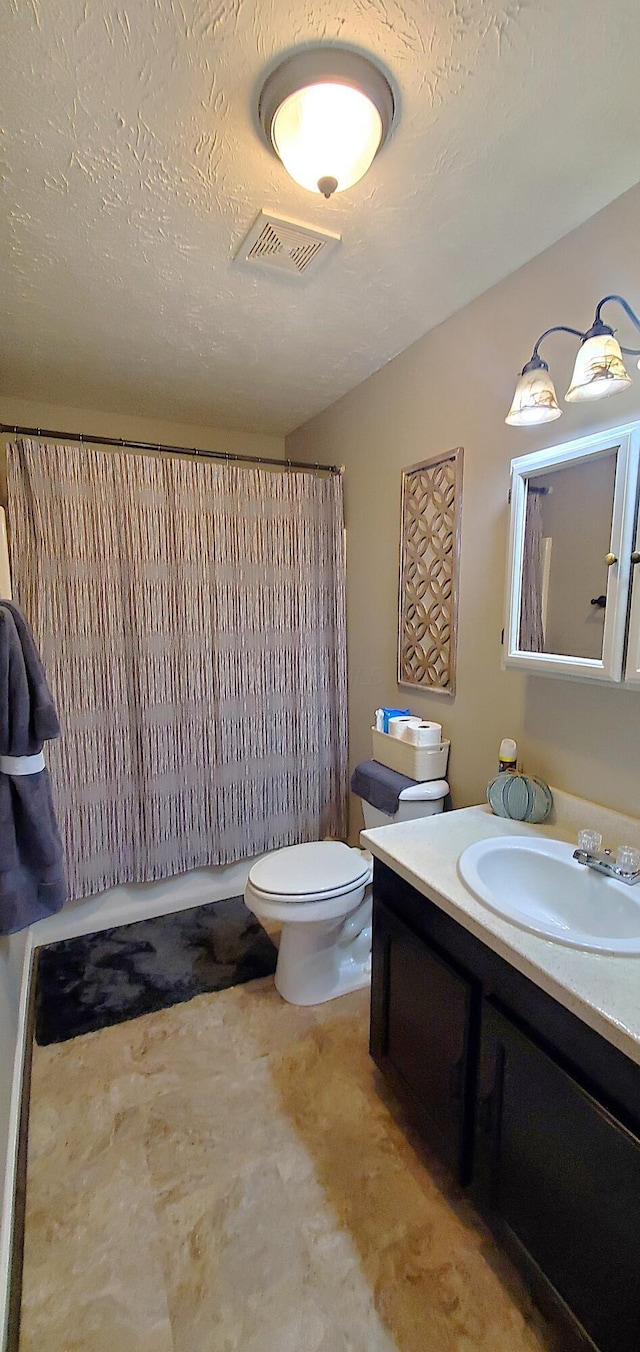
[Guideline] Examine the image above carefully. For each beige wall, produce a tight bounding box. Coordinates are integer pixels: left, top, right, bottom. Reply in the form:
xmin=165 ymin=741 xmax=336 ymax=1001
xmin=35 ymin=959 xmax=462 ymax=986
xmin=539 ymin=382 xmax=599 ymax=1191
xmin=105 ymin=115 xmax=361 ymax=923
xmin=287 ymin=182 xmax=640 ymax=831
xmin=0 ymin=395 xmax=285 ymax=507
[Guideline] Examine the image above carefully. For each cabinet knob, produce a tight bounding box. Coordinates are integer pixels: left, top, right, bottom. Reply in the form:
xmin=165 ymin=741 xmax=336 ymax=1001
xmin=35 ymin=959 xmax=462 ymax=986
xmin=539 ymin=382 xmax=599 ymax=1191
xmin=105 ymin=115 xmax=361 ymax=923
xmin=631 ymin=552 xmax=640 ymax=566
xmin=605 ymin=553 xmax=618 ymax=567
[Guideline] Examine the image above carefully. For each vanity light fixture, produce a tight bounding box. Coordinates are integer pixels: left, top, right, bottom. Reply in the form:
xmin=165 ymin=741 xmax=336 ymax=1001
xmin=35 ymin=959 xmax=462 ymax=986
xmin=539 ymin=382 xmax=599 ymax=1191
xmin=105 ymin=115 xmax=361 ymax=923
xmin=506 ymin=295 xmax=640 ymax=427
xmin=258 ymin=48 xmax=395 ymax=198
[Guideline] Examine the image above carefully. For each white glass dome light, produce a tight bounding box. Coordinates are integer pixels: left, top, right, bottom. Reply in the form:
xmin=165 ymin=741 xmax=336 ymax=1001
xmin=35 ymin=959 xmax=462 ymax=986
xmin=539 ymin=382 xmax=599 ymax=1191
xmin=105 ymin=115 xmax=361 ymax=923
xmin=259 ymin=49 xmax=395 ymax=198
xmin=271 ymin=83 xmax=383 ymax=197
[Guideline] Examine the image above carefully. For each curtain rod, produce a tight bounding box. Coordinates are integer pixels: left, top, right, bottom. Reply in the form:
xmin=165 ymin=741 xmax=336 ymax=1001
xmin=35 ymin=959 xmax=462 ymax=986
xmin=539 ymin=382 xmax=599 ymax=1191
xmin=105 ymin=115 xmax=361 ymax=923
xmin=0 ymin=423 xmax=342 ymax=476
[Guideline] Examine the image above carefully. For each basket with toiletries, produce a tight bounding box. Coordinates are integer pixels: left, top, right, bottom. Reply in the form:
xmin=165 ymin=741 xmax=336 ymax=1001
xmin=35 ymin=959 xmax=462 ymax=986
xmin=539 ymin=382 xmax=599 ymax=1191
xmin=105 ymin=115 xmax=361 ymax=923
xmin=371 ymin=715 xmax=449 ymax=781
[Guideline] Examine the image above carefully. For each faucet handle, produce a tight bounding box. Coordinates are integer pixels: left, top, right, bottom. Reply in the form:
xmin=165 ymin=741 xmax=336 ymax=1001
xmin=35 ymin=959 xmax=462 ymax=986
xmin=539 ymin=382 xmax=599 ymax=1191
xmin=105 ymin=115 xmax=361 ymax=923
xmin=615 ymin=845 xmax=640 ymax=875
xmin=577 ymin=828 xmax=602 ymax=853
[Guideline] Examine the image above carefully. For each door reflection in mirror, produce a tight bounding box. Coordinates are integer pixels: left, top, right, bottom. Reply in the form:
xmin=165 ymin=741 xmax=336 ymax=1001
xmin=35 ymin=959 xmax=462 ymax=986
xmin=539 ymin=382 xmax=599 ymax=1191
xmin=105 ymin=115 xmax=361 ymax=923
xmin=519 ymin=449 xmax=618 ymax=660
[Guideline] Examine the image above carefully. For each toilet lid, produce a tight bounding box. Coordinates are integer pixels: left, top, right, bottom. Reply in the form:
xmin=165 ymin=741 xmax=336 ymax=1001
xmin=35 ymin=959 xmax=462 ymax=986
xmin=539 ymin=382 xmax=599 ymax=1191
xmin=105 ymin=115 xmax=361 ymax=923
xmin=249 ymin=841 xmax=370 ymax=898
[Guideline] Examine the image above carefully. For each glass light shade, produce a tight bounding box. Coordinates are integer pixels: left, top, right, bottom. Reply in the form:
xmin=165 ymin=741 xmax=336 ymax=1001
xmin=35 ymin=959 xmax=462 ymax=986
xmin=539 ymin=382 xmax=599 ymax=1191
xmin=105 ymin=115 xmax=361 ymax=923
xmin=271 ymin=82 xmax=383 ymax=195
xmin=505 ymin=368 xmax=562 ymax=426
xmin=565 ymin=334 xmax=632 ymax=402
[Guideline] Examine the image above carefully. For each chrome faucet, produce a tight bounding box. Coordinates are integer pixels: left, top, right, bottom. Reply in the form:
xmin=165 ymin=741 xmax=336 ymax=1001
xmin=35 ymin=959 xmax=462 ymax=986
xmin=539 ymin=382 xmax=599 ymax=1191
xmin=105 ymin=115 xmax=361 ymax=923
xmin=573 ymin=830 xmax=640 ymax=886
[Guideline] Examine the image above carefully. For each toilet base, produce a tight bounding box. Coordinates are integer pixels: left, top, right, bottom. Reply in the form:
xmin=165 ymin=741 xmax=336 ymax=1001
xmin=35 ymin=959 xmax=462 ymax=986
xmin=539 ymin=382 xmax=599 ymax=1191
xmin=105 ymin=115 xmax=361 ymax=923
xmin=275 ymin=951 xmax=371 ymax=1006
xmin=273 ymin=894 xmax=372 ymax=1006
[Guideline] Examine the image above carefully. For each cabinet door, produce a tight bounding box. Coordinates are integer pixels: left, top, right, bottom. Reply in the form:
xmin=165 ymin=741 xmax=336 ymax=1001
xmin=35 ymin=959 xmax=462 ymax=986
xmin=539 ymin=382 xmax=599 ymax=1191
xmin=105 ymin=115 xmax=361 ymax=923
xmin=474 ymin=1002 xmax=640 ymax=1352
xmin=370 ymin=899 xmax=478 ymax=1183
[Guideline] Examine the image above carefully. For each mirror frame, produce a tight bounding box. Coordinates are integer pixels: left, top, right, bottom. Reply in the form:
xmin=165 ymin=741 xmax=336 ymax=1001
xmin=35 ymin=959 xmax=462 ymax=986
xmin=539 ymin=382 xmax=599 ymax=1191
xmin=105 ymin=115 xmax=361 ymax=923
xmin=504 ymin=420 xmax=640 ymax=683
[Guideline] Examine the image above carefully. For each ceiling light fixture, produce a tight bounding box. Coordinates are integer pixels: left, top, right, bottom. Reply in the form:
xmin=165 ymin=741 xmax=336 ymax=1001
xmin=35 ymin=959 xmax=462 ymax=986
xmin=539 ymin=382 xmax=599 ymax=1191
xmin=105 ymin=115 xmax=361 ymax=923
xmin=506 ymin=295 xmax=640 ymax=427
xmin=258 ymin=48 xmax=395 ymax=199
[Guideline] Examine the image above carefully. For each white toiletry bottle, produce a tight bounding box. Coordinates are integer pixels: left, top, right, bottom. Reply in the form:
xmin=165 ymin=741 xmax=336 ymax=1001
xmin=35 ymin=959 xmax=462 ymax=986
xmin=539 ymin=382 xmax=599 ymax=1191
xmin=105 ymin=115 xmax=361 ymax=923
xmin=498 ymin=738 xmax=517 ymax=773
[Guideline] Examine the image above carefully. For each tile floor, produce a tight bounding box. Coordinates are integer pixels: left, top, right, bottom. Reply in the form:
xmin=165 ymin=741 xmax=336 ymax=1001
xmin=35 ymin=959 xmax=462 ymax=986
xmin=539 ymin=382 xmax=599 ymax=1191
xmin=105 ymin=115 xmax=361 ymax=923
xmin=20 ymin=978 xmax=563 ymax=1351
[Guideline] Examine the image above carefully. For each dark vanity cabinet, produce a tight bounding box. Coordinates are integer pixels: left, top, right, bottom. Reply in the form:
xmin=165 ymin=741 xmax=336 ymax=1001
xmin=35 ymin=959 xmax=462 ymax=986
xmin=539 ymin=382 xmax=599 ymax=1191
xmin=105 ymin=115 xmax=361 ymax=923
xmin=475 ymin=1003 xmax=640 ymax=1352
xmin=370 ymin=901 xmax=479 ymax=1183
xmin=370 ymin=860 xmax=640 ymax=1352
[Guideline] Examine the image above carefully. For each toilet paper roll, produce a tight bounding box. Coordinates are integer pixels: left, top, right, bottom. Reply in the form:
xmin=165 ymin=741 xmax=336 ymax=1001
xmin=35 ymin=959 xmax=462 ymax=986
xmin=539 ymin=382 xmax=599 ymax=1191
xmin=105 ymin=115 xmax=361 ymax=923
xmin=387 ymin=716 xmax=415 ymax=738
xmin=402 ymin=721 xmax=442 ymax=747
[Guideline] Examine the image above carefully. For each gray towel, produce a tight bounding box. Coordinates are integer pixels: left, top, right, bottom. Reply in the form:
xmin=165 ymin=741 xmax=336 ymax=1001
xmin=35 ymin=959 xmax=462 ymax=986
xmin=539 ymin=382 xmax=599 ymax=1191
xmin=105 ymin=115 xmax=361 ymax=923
xmin=0 ymin=602 xmax=67 ymax=934
xmin=350 ymin=759 xmax=417 ymax=816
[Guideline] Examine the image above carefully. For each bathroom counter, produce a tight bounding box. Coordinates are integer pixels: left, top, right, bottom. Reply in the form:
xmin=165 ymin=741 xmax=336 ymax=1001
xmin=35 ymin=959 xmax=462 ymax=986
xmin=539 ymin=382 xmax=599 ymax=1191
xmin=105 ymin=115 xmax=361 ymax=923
xmin=361 ymin=791 xmax=640 ymax=1068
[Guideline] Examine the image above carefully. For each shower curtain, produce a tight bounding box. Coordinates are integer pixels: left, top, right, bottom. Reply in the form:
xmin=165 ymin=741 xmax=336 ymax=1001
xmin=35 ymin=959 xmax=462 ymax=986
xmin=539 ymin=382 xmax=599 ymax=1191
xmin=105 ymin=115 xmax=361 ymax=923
xmin=518 ymin=487 xmax=545 ymax=653
xmin=7 ymin=438 xmax=348 ymax=900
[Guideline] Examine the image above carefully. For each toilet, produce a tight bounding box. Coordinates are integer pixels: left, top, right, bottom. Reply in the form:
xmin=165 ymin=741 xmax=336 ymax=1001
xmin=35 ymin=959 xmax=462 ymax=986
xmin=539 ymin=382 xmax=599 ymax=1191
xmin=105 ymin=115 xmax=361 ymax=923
xmin=244 ymin=777 xmax=449 ymax=1006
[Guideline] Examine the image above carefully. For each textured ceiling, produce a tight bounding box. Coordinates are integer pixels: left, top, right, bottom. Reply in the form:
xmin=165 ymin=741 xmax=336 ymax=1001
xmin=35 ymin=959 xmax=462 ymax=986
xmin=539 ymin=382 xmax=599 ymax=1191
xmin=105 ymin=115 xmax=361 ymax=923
xmin=2 ymin=0 xmax=640 ymax=435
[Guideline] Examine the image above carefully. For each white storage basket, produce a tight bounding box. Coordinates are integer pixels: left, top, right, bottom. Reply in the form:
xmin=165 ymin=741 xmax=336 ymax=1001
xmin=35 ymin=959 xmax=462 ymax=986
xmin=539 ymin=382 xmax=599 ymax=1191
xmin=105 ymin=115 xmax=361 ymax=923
xmin=371 ymin=728 xmax=450 ymax=781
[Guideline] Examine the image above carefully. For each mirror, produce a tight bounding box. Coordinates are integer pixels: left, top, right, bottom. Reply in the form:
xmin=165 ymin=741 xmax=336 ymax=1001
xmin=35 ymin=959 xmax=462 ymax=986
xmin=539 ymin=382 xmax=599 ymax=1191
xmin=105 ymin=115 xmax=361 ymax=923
xmin=504 ymin=425 xmax=640 ymax=684
xmin=519 ymin=450 xmax=617 ymax=661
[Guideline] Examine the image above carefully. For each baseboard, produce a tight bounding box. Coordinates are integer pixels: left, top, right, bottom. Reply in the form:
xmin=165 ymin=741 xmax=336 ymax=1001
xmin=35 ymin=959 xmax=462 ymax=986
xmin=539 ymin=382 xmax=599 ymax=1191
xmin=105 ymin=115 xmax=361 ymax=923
xmin=0 ymin=934 xmax=35 ymax=1352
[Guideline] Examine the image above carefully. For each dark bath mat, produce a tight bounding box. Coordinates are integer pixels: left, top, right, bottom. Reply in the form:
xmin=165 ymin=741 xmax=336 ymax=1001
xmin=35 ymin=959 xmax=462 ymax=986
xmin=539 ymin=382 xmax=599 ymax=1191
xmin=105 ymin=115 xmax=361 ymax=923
xmin=35 ymin=895 xmax=277 ymax=1046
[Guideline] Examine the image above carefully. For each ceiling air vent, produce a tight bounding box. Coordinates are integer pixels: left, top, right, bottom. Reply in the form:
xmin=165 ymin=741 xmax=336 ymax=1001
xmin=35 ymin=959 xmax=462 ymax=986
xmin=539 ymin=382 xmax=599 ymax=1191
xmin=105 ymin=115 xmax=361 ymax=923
xmin=235 ymin=212 xmax=340 ymax=278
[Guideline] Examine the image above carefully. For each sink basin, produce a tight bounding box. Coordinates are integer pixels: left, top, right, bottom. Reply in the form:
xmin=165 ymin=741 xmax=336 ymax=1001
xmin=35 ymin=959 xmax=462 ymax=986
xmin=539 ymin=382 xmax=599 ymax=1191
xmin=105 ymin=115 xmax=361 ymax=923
xmin=458 ymin=835 xmax=640 ymax=954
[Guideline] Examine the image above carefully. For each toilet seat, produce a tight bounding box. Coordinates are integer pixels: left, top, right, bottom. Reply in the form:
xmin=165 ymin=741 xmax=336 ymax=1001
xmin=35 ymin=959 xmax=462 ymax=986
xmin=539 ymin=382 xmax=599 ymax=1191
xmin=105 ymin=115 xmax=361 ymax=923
xmin=248 ymin=841 xmax=371 ymax=906
xmin=247 ymin=875 xmax=369 ymax=910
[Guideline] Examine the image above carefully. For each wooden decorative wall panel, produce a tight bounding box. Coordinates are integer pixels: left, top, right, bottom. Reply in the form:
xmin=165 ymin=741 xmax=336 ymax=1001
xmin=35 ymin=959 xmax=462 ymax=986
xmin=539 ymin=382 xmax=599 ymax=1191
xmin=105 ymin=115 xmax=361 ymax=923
xmin=398 ymin=448 xmax=463 ymax=696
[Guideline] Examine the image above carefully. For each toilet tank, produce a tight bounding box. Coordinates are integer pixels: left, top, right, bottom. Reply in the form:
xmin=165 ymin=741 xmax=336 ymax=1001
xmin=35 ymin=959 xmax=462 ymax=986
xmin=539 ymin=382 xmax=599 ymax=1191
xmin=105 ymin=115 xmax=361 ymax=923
xmin=361 ymin=779 xmax=449 ymax=831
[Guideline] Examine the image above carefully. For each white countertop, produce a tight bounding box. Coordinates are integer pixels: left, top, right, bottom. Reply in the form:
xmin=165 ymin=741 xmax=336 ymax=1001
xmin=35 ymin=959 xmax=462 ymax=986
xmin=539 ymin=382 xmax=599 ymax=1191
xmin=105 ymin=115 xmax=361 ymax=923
xmin=361 ymin=791 xmax=640 ymax=1067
